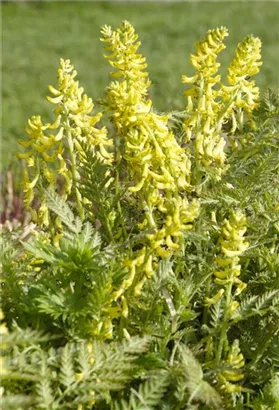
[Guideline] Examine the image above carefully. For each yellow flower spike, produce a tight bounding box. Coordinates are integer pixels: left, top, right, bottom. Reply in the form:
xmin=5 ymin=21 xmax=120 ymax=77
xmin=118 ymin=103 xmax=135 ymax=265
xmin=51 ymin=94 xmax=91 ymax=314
xmin=192 ymin=27 xmax=228 ymax=75
xmin=102 ymin=20 xmax=199 ymax=299
xmin=182 ymin=27 xmax=262 ymax=180
xmin=227 ymin=36 xmax=262 ymax=87
xmin=213 ymin=212 xmax=249 ymax=370
xmin=218 ymin=339 xmax=245 ymax=392
xmin=19 ymin=57 xmax=113 ymax=227
xmin=222 ymin=35 xmax=262 ymax=136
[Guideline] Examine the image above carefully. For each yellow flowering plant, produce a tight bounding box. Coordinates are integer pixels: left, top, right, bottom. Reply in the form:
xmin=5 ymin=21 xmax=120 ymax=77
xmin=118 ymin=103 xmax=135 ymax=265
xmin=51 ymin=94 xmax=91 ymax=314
xmin=1 ymin=21 xmax=279 ymax=410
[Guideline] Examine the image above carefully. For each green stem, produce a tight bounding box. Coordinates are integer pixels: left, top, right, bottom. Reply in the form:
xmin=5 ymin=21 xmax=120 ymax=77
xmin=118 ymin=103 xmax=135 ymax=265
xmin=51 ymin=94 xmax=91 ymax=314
xmin=202 ymin=244 xmax=219 ymax=325
xmin=98 ymin=198 xmax=115 ymax=244
xmin=215 ymin=271 xmax=234 ymax=365
xmin=202 ymin=275 xmax=212 ymax=326
xmin=118 ymin=315 xmax=125 ymax=340
xmin=65 ymin=124 xmax=84 ymax=221
xmin=115 ymin=168 xmax=128 ymax=241
xmin=193 ymin=77 xmax=204 ymax=190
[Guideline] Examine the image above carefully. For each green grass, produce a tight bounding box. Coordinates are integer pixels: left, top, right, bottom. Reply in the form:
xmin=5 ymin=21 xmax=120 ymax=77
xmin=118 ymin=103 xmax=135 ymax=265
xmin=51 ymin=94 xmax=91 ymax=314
xmin=2 ymin=1 xmax=279 ymax=169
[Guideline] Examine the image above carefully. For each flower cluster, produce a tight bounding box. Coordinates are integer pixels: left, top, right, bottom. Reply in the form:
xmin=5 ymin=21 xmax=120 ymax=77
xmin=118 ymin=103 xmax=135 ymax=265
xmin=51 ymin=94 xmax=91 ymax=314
xmin=222 ymin=36 xmax=262 ymax=137
xmin=19 ymin=115 xmax=69 ymax=225
xmin=182 ymin=27 xmax=228 ymax=177
xmin=207 ymin=211 xmax=248 ymax=392
xmin=214 ymin=210 xmax=249 ymax=302
xmin=19 ymin=59 xmax=113 ymax=226
xmin=218 ymin=339 xmax=245 ymax=393
xmin=47 ymin=59 xmax=113 ymax=164
xmin=101 ymin=21 xmax=199 ymax=293
xmin=182 ymin=28 xmax=262 ymax=178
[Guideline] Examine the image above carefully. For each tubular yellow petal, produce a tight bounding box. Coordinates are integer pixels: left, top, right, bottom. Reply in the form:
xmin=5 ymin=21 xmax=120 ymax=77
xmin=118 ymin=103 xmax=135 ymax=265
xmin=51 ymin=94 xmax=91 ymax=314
xmin=49 ymin=115 xmax=61 ymax=129
xmin=54 ymin=127 xmax=64 ymax=141
xmin=48 ymin=85 xmax=61 ymax=96
xmin=214 ymin=269 xmax=230 ymax=279
xmin=134 ymin=277 xmax=147 ymax=297
xmin=222 ymin=371 xmax=244 ymax=382
xmin=156 ymin=246 xmax=171 ymax=258
xmin=204 ymin=289 xmax=224 ymax=305
xmin=221 ymin=247 xmax=242 ymax=257
xmin=129 ymin=177 xmax=146 ymax=192
xmin=46 ymin=95 xmax=64 ymax=104
xmin=166 ymin=235 xmax=180 ymax=249
xmin=181 ymin=74 xmax=198 ymax=84
xmin=145 ymin=255 xmax=153 ymax=278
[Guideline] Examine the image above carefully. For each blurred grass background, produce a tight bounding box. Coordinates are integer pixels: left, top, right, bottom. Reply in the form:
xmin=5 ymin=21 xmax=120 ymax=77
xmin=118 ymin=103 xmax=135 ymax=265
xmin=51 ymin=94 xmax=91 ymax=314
xmin=2 ymin=1 xmax=279 ymax=169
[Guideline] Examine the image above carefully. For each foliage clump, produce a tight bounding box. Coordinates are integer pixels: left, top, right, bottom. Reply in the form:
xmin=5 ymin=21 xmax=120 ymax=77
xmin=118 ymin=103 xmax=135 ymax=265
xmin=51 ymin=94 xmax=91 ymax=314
xmin=1 ymin=21 xmax=279 ymax=409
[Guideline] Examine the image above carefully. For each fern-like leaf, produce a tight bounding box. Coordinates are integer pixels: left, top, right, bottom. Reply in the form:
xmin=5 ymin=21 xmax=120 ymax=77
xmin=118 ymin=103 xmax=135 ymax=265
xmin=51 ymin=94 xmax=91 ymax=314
xmin=115 ymin=371 xmax=169 ymax=410
xmin=45 ymin=189 xmax=82 ymax=234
